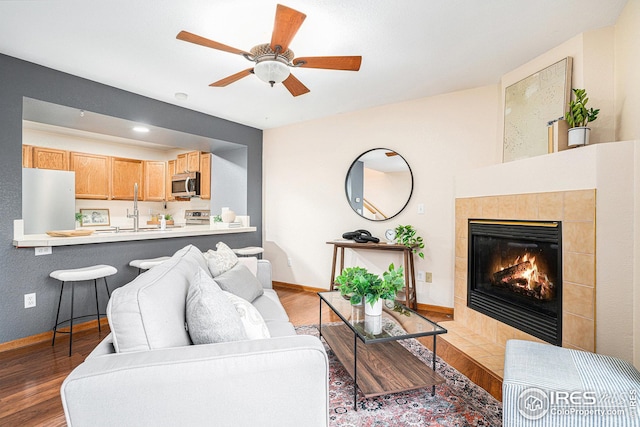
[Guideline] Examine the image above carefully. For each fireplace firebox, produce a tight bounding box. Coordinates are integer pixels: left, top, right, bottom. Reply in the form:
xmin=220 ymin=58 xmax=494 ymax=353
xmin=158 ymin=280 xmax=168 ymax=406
xmin=467 ymin=219 xmax=562 ymax=345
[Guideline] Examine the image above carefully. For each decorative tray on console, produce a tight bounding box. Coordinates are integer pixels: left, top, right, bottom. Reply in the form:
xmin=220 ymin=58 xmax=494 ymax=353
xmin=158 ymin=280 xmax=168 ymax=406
xmin=46 ymin=230 xmax=95 ymax=237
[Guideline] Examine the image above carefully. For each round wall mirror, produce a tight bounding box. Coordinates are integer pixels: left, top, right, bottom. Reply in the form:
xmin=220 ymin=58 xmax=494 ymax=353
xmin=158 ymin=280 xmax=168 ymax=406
xmin=345 ymin=148 xmax=413 ymax=221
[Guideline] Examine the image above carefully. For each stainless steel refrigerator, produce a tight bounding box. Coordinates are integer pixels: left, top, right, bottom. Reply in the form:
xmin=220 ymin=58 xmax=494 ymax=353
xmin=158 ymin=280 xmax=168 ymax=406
xmin=22 ymin=168 xmax=76 ymax=234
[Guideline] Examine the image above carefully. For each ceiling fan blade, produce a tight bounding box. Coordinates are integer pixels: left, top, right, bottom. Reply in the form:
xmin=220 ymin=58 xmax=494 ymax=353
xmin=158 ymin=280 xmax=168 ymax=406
xmin=282 ymin=73 xmax=310 ymax=97
xmin=293 ymin=56 xmax=362 ymax=71
xmin=270 ymin=4 xmax=306 ymax=53
xmin=177 ymin=30 xmax=250 ymax=56
xmin=210 ymin=68 xmax=254 ymax=87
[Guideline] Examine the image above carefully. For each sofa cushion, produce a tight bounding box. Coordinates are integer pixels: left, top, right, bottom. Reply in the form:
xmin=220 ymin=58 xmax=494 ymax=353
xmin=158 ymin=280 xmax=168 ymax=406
xmin=252 ymin=289 xmax=290 ymax=322
xmin=107 ymin=244 xmax=208 ymax=353
xmin=213 ymin=263 xmax=264 ymax=302
xmin=205 ymin=242 xmax=238 ymax=277
xmin=223 ymin=291 xmax=270 ymax=340
xmin=186 ymin=269 xmax=248 ymax=344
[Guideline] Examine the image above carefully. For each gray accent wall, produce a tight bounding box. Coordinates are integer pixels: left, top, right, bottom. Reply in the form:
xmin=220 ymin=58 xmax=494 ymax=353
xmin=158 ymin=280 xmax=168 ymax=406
xmin=0 ymin=53 xmax=263 ymax=344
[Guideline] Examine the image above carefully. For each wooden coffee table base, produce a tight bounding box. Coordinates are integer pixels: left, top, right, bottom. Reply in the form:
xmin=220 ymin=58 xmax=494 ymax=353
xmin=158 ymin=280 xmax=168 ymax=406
xmin=321 ymin=323 xmax=445 ymax=409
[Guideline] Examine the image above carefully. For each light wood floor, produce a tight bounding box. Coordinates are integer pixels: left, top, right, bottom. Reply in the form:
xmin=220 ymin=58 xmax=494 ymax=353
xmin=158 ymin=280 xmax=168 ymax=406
xmin=0 ymin=286 xmax=501 ymax=426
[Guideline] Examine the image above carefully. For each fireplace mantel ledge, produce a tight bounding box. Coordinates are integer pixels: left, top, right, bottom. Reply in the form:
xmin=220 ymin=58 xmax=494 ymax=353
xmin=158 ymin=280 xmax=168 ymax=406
xmin=455 ymin=140 xmax=636 ymax=199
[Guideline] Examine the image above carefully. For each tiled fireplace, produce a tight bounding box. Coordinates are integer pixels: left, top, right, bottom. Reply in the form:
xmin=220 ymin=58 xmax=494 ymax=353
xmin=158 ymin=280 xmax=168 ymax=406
xmin=453 ymin=190 xmax=596 ymax=352
xmin=440 ymin=190 xmax=597 ymax=380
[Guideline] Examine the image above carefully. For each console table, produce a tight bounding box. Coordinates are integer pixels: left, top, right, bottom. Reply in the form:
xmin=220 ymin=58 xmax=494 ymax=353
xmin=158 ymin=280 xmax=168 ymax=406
xmin=327 ymin=240 xmax=418 ymax=310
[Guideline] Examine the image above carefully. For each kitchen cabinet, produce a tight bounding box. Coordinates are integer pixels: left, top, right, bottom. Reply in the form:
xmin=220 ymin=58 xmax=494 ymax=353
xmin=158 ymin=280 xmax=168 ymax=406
xmin=70 ymin=152 xmax=110 ymax=200
xmin=200 ymin=153 xmax=211 ymax=200
xmin=176 ymin=150 xmax=201 ymax=173
xmin=32 ymin=147 xmax=69 ymax=170
xmin=22 ymin=145 xmax=33 ymax=168
xmin=187 ymin=151 xmax=201 ymax=172
xmin=111 ymin=157 xmax=144 ymax=200
xmin=144 ymin=160 xmax=166 ymax=201
xmin=166 ymin=160 xmax=176 ymax=201
xmin=176 ymin=153 xmax=187 ymax=173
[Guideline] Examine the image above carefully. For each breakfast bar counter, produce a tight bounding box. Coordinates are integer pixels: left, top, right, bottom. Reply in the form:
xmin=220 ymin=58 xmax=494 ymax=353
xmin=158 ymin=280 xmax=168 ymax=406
xmin=13 ymin=224 xmax=257 ymax=248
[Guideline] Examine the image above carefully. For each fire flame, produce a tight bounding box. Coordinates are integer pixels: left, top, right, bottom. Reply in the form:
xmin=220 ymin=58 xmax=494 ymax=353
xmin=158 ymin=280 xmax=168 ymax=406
xmin=497 ymin=253 xmax=553 ymax=300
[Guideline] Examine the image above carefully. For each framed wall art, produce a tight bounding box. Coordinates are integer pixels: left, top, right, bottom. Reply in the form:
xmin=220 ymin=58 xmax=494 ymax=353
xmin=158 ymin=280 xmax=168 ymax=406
xmin=80 ymin=209 xmax=110 ymax=226
xmin=503 ymin=57 xmax=572 ymax=162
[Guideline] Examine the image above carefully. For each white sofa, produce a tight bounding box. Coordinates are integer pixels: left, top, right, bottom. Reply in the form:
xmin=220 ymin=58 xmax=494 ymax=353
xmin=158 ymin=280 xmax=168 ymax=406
xmin=60 ymin=245 xmax=329 ymax=427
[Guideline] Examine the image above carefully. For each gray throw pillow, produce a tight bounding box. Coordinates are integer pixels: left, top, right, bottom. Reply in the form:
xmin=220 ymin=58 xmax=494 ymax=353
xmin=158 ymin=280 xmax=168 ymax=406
xmin=186 ymin=268 xmax=248 ymax=345
xmin=213 ymin=263 xmax=264 ymax=303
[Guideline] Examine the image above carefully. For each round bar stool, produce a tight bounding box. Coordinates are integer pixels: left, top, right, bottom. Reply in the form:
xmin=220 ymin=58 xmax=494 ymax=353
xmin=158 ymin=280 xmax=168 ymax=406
xmin=50 ymin=264 xmax=117 ymax=356
xmin=129 ymin=256 xmax=171 ymax=275
xmin=232 ymin=246 xmax=264 ymax=259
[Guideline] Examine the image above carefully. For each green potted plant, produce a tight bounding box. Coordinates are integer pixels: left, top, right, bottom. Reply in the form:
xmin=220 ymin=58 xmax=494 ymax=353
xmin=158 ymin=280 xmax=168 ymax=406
xmin=395 ymin=224 xmax=425 ymax=259
xmin=565 ymin=88 xmax=600 ymax=147
xmin=335 ymin=263 xmax=405 ymax=316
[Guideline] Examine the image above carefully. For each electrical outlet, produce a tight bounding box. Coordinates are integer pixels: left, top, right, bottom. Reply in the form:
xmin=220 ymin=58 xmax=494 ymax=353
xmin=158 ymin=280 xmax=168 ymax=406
xmin=35 ymin=246 xmax=52 ymax=256
xmin=417 ymin=270 xmax=426 ymax=281
xmin=425 ymin=272 xmax=433 ymax=283
xmin=287 ymin=257 xmax=292 ymax=267
xmin=24 ymin=293 xmax=36 ymax=308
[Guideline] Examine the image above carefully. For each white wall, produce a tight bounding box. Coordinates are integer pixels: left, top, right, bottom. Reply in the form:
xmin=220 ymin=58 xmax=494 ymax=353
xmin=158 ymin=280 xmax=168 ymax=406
xmin=615 ymin=0 xmax=640 ymax=142
xmin=263 ymin=85 xmax=500 ymax=307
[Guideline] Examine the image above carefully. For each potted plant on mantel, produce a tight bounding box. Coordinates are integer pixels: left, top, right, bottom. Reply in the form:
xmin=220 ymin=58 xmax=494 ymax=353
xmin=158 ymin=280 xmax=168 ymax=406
xmin=335 ymin=264 xmax=405 ymax=316
xmin=565 ymin=88 xmax=600 ymax=147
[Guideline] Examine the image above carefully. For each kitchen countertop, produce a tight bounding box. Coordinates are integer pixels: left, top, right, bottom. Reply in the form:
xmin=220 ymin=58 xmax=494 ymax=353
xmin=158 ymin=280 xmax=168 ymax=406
xmin=13 ymin=224 xmax=257 ymax=248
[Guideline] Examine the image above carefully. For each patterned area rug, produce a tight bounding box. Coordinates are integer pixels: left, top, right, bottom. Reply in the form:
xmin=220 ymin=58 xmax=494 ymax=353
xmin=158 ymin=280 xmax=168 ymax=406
xmin=296 ymin=325 xmax=502 ymax=427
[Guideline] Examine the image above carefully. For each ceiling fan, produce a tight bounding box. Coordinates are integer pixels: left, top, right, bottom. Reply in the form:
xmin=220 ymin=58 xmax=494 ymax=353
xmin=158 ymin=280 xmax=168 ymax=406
xmin=176 ymin=4 xmax=362 ymax=97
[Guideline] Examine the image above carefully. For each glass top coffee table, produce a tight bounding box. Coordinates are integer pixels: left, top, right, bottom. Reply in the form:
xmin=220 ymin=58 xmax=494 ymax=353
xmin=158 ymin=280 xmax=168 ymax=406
xmin=318 ymin=291 xmax=448 ymax=410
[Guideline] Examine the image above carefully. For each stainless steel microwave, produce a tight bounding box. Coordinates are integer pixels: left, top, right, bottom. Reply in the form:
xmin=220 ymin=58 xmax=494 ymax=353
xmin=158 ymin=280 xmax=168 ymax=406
xmin=171 ymin=171 xmax=201 ymax=198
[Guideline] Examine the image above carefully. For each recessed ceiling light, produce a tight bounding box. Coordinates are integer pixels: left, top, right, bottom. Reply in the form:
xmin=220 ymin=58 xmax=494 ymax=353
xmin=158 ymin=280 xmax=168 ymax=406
xmin=132 ymin=126 xmax=150 ymax=133
xmin=175 ymin=92 xmax=188 ymax=101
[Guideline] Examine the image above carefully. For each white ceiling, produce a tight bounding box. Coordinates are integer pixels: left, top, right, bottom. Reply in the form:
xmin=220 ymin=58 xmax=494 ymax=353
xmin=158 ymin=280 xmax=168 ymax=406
xmin=0 ymin=0 xmax=628 ymax=130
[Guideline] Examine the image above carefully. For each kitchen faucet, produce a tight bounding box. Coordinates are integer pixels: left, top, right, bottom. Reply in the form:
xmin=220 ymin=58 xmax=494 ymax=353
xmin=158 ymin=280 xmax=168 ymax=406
xmin=126 ymin=182 xmax=140 ymax=232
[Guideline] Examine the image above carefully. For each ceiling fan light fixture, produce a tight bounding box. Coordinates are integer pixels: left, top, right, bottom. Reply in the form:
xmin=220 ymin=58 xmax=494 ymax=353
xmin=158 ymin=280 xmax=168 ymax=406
xmin=254 ymin=58 xmax=290 ymax=86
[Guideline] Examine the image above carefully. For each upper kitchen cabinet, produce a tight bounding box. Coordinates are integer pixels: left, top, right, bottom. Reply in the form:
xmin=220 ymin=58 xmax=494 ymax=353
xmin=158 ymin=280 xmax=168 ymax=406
xmin=200 ymin=153 xmax=211 ymax=200
xmin=187 ymin=151 xmax=201 ymax=173
xmin=111 ymin=157 xmax=144 ymax=200
xmin=144 ymin=160 xmax=166 ymax=201
xmin=70 ymin=152 xmax=110 ymax=200
xmin=176 ymin=150 xmax=201 ymax=173
xmin=32 ymin=147 xmax=69 ymax=170
xmin=176 ymin=153 xmax=187 ymax=173
xmin=166 ymin=159 xmax=176 ymax=201
xmin=22 ymin=145 xmax=33 ymax=168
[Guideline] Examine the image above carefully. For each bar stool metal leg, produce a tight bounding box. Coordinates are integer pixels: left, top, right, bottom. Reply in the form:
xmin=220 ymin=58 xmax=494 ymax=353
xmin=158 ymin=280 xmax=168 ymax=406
xmin=52 ymin=281 xmax=65 ymax=347
xmin=93 ymin=279 xmax=101 ymax=333
xmin=104 ymin=277 xmax=111 ymax=298
xmin=69 ymin=282 xmax=75 ymax=356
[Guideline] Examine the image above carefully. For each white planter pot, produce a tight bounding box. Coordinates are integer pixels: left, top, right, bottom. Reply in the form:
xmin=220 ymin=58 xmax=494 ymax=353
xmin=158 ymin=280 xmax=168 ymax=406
xmin=568 ymin=127 xmax=590 ymax=147
xmin=364 ymin=314 xmax=382 ymax=335
xmin=364 ymin=299 xmax=383 ymax=316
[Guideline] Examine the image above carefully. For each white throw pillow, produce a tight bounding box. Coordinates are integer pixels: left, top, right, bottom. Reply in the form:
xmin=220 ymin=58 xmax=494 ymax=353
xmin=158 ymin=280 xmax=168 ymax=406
xmin=206 ymin=242 xmax=238 ymax=277
xmin=223 ymin=291 xmax=271 ymax=340
xmin=186 ymin=268 xmax=247 ymax=344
